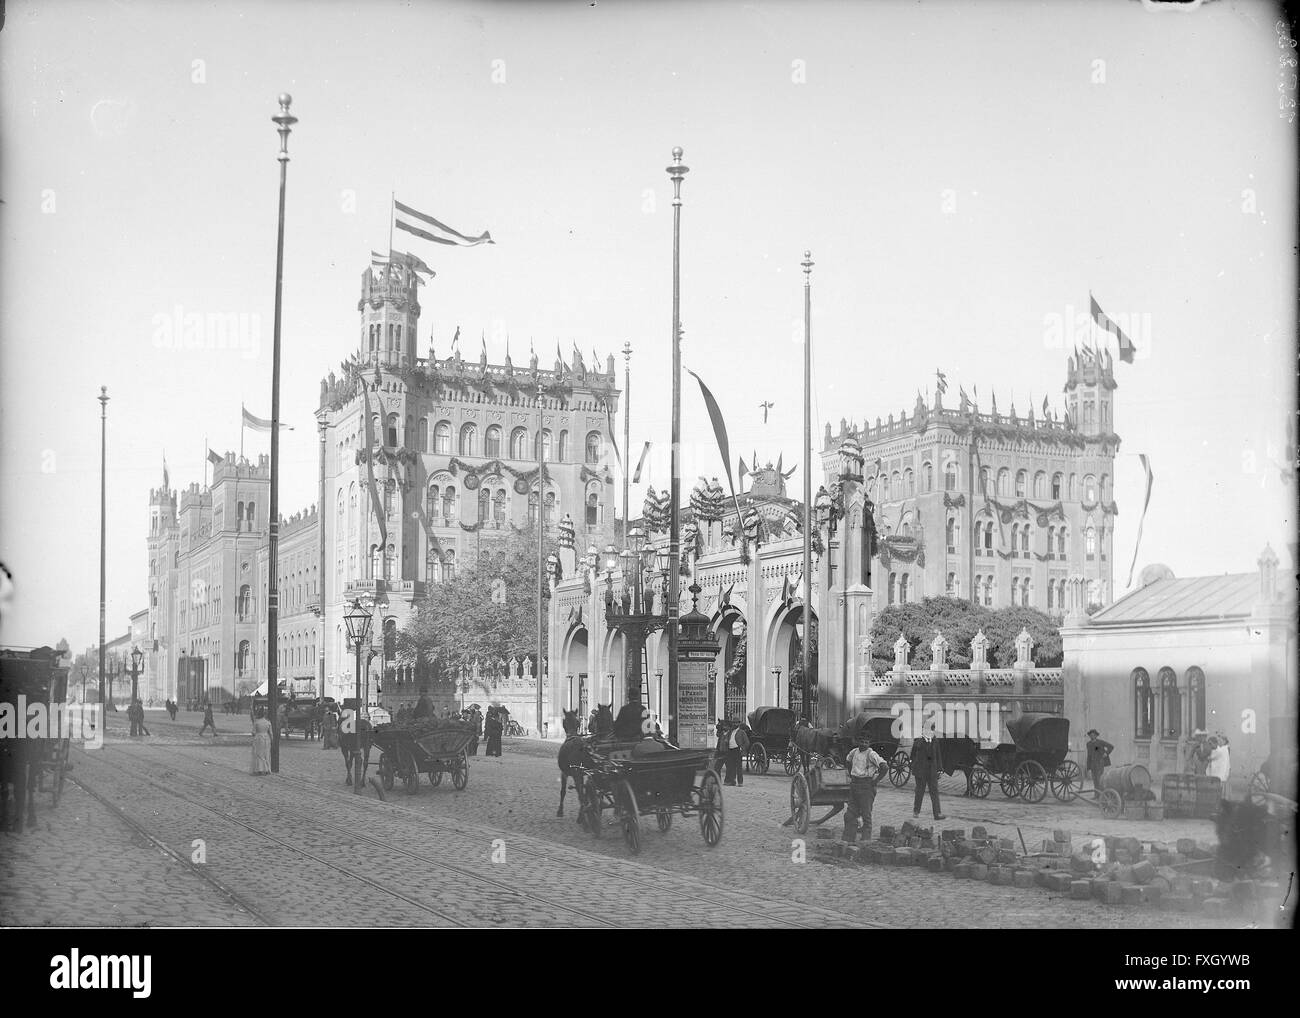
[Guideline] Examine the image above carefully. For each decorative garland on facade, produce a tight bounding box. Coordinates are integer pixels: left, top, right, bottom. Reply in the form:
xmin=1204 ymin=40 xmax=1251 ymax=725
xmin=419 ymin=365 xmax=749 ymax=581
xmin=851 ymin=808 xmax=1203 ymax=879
xmin=878 ymin=537 xmax=924 ymax=568
xmin=942 ymin=492 xmax=967 ymax=509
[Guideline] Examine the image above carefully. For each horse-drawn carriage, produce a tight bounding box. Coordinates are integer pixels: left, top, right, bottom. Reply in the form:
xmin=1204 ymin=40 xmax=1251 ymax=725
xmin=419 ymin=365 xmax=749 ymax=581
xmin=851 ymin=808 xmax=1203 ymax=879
xmin=944 ymin=713 xmax=1082 ymax=803
xmin=744 ymin=706 xmax=802 ymax=776
xmin=372 ymin=719 xmax=475 ymax=794
xmin=1 ymin=646 xmax=72 ymax=832
xmin=568 ymin=704 xmax=724 ymax=855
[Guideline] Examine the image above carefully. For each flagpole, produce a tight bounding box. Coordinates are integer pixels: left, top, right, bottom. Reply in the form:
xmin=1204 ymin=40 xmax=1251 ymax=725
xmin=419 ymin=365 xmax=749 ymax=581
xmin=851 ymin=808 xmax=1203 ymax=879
xmin=801 ymin=250 xmax=813 ymax=724
xmin=622 ymin=342 xmax=632 ymax=532
xmin=666 ymin=147 xmax=688 ymax=746
xmin=537 ymin=380 xmax=546 ymax=735
xmin=388 ymin=190 xmax=395 ymax=259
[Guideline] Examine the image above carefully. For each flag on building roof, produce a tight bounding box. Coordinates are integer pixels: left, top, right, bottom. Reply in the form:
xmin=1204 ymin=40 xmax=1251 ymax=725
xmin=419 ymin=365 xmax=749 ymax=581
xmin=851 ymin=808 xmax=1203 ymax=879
xmin=935 ymin=369 xmax=948 ymax=396
xmin=687 ymin=369 xmax=745 ymax=522
xmin=394 ymin=200 xmax=494 ymax=247
xmin=162 ymin=455 xmax=170 ymax=493
xmin=206 ymin=449 xmax=224 ymax=467
xmin=242 ymin=405 xmax=273 ymax=432
xmin=1042 ymin=395 xmax=1050 ymax=417
xmin=1091 ymin=293 xmax=1136 ymax=363
xmin=1126 ymin=454 xmax=1154 ymax=588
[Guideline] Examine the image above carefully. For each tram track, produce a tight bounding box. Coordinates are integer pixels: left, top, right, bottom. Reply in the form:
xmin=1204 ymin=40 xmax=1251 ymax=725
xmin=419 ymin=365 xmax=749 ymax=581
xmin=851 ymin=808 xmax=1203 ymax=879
xmin=89 ymin=739 xmax=876 ymax=929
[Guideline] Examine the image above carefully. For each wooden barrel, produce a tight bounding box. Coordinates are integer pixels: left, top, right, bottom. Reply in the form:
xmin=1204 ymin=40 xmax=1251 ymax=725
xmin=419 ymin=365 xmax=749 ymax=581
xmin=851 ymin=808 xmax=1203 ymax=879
xmin=1102 ymin=764 xmax=1151 ymax=797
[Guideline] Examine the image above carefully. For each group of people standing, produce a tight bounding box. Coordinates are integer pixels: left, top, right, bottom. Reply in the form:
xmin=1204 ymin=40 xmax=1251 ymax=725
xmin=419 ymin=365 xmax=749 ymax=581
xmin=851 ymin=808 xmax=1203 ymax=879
xmin=127 ymin=699 xmax=150 ymax=737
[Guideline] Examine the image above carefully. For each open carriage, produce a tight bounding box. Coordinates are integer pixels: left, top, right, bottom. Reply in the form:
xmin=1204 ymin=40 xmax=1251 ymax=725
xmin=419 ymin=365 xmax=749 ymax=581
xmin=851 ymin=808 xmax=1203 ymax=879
xmin=949 ymin=713 xmax=1082 ymax=803
xmin=744 ymin=706 xmax=802 ymax=776
xmin=372 ymin=719 xmax=476 ymax=794
xmin=575 ymin=736 xmax=724 ymax=855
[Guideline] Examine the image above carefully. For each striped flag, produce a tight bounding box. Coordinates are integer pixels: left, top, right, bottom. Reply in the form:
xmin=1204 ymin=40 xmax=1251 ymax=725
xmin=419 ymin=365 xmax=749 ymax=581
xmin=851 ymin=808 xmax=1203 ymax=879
xmin=361 ymin=384 xmax=388 ymax=545
xmin=632 ymin=441 xmax=652 ymax=484
xmin=394 ymin=200 xmax=494 ymax=247
xmin=242 ymin=405 xmax=273 ymax=432
xmin=1126 ymin=454 xmax=1154 ymax=588
xmin=686 ymin=369 xmax=744 ymax=522
xmin=1090 ymin=293 xmax=1136 ymax=363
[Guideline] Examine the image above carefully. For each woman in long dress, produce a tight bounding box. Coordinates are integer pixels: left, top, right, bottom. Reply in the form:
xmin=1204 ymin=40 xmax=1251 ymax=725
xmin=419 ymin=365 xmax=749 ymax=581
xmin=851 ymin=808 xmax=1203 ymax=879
xmin=251 ymin=708 xmax=273 ymax=775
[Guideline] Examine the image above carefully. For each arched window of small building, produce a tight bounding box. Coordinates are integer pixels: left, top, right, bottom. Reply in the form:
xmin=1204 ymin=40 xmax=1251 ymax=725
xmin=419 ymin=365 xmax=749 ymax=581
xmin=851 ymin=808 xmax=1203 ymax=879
xmin=511 ymin=427 xmax=530 ymax=460
xmin=1185 ymin=667 xmax=1206 ymax=732
xmin=1133 ymin=668 xmax=1154 ymax=739
xmin=1051 ymin=472 xmax=1063 ymax=500
xmin=1159 ymin=666 xmax=1181 ymax=740
xmin=237 ymin=640 xmax=250 ymax=676
xmin=537 ymin=429 xmax=553 ymax=463
xmin=887 ymin=573 xmax=897 ymax=605
xmin=485 ymin=425 xmax=502 ymax=458
xmin=1084 ymin=474 xmax=1097 ymax=503
xmin=1011 ymin=577 xmax=1021 ymax=606
xmin=493 ymin=489 xmax=507 ymax=526
xmin=1057 ymin=527 xmax=1067 ymax=556
xmin=1011 ymin=523 xmax=1020 ymax=553
xmin=982 ymin=520 xmax=993 ymax=552
xmin=557 ymin=430 xmax=570 ymax=463
xmin=1033 ymin=471 xmax=1046 ymax=499
xmin=427 ymin=554 xmax=443 ymax=585
xmin=478 ymin=488 xmax=490 ymax=523
xmin=585 ymin=432 xmax=602 ymax=465
xmin=528 ymin=491 xmax=540 ymax=526
xmin=899 ymin=573 xmax=910 ymax=603
xmin=1085 ymin=519 xmax=1097 ymax=560
xmin=944 ymin=461 xmax=958 ymax=491
xmin=922 ymin=462 xmax=933 ymax=492
xmin=904 ymin=468 xmax=914 ymax=495
xmin=945 ymin=516 xmax=957 ymax=552
xmin=427 ymin=484 xmax=439 ymax=521
xmin=459 ymin=423 xmax=477 ymax=456
xmin=1015 ymin=470 xmax=1027 ymax=498
xmin=417 ymin=418 xmax=429 ymax=451
xmin=545 ymin=491 xmax=557 ymax=524
xmin=433 ymin=421 xmax=452 ymax=455
xmin=586 ymin=492 xmax=599 ymax=526
xmin=386 ymin=414 xmax=400 ymax=448
xmin=444 ymin=550 xmax=456 ymax=580
xmin=997 ymin=468 xmax=1010 ymax=497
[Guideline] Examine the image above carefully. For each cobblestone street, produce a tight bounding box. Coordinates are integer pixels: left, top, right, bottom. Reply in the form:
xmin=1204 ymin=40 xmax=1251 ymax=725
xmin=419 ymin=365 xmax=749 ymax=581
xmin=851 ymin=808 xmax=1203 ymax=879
xmin=0 ymin=710 xmax=1254 ymax=929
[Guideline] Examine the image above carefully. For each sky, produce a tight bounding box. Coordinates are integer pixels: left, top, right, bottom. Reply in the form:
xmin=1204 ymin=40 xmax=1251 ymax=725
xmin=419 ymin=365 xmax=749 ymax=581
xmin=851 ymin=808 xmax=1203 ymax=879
xmin=1 ymin=0 xmax=1295 ymax=653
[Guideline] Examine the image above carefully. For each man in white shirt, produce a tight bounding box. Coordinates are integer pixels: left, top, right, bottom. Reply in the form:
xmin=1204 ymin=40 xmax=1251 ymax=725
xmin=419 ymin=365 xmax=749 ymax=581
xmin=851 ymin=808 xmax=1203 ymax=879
xmin=843 ymin=735 xmax=887 ymax=844
xmin=1206 ymin=736 xmax=1231 ymax=784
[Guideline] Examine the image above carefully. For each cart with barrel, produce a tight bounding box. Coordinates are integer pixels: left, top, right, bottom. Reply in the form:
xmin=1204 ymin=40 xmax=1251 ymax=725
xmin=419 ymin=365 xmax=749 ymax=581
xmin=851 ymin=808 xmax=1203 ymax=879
xmin=576 ymin=737 xmax=724 ymax=855
xmin=744 ymin=706 xmax=802 ymax=776
xmin=372 ymin=719 xmax=476 ymax=794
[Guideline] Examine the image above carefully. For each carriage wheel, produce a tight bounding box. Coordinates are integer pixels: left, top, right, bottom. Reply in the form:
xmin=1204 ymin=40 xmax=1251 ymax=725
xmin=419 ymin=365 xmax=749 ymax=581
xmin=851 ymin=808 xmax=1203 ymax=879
xmin=969 ymin=765 xmax=992 ymax=799
xmin=1099 ymin=788 xmax=1123 ymax=819
xmin=748 ymin=743 xmax=769 ymax=776
xmin=401 ymin=750 xmax=420 ymax=795
xmin=378 ymin=754 xmax=395 ymax=791
xmin=617 ymin=780 xmax=642 ymax=855
xmin=698 ymin=770 xmax=724 ymax=847
xmin=656 ymin=809 xmax=673 ymax=833
xmin=783 ymin=749 xmax=800 ymax=776
xmin=1247 ymin=770 xmax=1270 ymax=804
xmin=1050 ymin=760 xmax=1083 ymax=801
xmin=451 ymin=753 xmax=469 ymax=791
xmin=889 ymin=750 xmax=912 ymax=787
xmin=582 ymin=780 xmax=603 ymax=838
xmin=428 ymin=767 xmax=443 ymax=787
xmin=790 ymin=772 xmax=811 ymax=835
xmin=1016 ymin=760 xmax=1048 ymax=803
xmin=998 ymin=768 xmax=1020 ymax=799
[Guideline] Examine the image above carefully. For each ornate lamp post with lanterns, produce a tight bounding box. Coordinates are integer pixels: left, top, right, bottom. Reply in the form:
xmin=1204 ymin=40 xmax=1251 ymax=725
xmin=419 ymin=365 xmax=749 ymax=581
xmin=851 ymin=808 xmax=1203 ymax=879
xmin=343 ymin=598 xmax=374 ymax=795
xmin=603 ymin=528 xmax=671 ymax=709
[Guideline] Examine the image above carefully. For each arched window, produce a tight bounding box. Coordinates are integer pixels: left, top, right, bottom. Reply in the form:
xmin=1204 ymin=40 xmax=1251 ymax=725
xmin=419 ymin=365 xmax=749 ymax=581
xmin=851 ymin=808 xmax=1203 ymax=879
xmin=478 ymin=488 xmax=490 ymax=523
xmin=1046 ymin=580 xmax=1055 ymax=611
xmin=1011 ymin=577 xmax=1021 ymax=606
xmin=511 ymin=427 xmax=529 ymax=460
xmin=945 ymin=516 xmax=957 ymax=553
xmin=1020 ymin=524 xmax=1030 ymax=554
xmin=1011 ymin=523 xmax=1020 ymax=554
xmin=237 ymin=584 xmax=251 ymax=621
xmin=493 ymin=489 xmax=507 ymax=526
xmin=1186 ymin=667 xmax=1206 ymax=732
xmin=944 ymin=461 xmax=957 ymax=491
xmin=1023 ymin=576 xmax=1032 ymax=606
xmin=945 ymin=572 xmax=956 ymax=595
xmin=431 ymin=421 xmax=450 ymax=455
xmin=982 ymin=520 xmax=993 ymax=553
xmin=236 ymin=501 xmax=245 ymax=531
xmin=973 ymin=574 xmax=981 ymax=604
xmin=459 ymin=423 xmax=477 ymax=456
xmin=370 ymin=544 xmax=382 ymax=580
xmin=528 ymin=491 xmax=540 ymax=526
xmin=904 ymin=468 xmax=914 ymax=495
xmin=545 ymin=491 xmax=556 ymax=524
xmin=1033 ymin=471 xmax=1046 ymax=499
xmin=900 ymin=515 xmax=912 ymax=539
xmin=247 ymin=502 xmax=256 ymax=529
xmin=443 ymin=550 xmax=456 ymax=580
xmin=890 ymin=471 xmax=901 ymax=497
xmin=1047 ymin=526 xmax=1056 ymax=558
xmin=881 ymin=474 xmax=891 ymax=501
xmin=899 ymin=573 xmax=910 ymax=603
xmin=1015 ymin=470 xmax=1027 ymax=498
xmin=887 ymin=572 xmax=897 ymax=605
xmin=586 ymin=492 xmax=599 ymax=526
xmin=1068 ymin=474 xmax=1077 ymax=501
xmin=386 ymin=414 xmax=399 ymax=447
xmin=979 ymin=467 xmax=990 ymax=496
xmin=1084 ymin=474 xmax=1097 ymax=503
xmin=922 ymin=462 xmax=933 ymax=492
xmin=1159 ymin=667 xmax=1181 ymax=740
xmin=1051 ymin=472 xmax=1063 ymax=500
xmin=427 ymin=554 xmax=443 ymax=585
xmin=1085 ymin=520 xmax=1097 ymax=560
xmin=485 ymin=425 xmax=502 ymax=458
xmin=1133 ymin=668 xmax=1154 ymax=739
xmin=417 ymin=418 xmax=429 ymax=451
xmin=237 ymin=640 xmax=250 ymax=676
xmin=442 ymin=485 xmax=458 ymax=522
xmin=1100 ymin=473 xmax=1110 ymax=501
xmin=1057 ymin=527 xmax=1067 ymax=556
xmin=537 ymin=429 xmax=553 ymax=462
xmin=384 ymin=544 xmax=395 ymax=581
xmin=384 ymin=477 xmax=396 ymax=516
xmin=997 ymin=468 xmax=1010 ymax=497
xmin=585 ymin=431 xmax=602 ymax=465
xmin=557 ymin=430 xmax=570 ymax=463
xmin=427 ymin=484 xmax=439 ymax=521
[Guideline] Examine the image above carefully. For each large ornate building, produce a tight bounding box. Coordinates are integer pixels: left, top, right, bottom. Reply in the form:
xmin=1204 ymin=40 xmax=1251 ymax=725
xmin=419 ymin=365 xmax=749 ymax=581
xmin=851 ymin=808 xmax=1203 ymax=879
xmin=147 ymin=256 xmax=620 ymax=717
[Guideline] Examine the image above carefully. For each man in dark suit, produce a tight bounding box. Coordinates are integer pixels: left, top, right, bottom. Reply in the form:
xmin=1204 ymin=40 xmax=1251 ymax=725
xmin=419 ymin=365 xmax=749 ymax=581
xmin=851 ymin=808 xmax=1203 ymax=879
xmin=911 ymin=722 xmax=946 ymax=820
xmin=1085 ymin=729 xmax=1113 ymax=793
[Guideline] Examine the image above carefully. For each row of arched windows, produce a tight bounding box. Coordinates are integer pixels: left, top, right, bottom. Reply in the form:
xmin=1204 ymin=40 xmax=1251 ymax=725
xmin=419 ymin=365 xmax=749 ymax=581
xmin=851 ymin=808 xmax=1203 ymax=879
xmin=886 ymin=572 xmax=911 ymax=605
xmin=1133 ymin=667 xmax=1206 ymax=740
xmin=343 ymin=414 xmax=604 ymax=465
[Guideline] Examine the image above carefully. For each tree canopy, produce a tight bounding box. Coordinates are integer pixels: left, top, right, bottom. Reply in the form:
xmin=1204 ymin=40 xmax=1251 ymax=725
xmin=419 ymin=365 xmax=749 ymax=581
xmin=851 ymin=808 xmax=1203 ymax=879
xmin=396 ymin=525 xmax=555 ymax=681
xmin=870 ymin=596 xmax=1063 ymax=672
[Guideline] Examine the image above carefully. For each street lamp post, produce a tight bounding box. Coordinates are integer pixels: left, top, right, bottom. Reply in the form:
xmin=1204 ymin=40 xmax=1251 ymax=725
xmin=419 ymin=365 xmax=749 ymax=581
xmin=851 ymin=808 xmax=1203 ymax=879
xmin=343 ymin=599 xmax=373 ymax=795
xmin=665 ymin=146 xmax=688 ymax=746
xmin=98 ymin=386 xmax=109 ymax=713
xmin=774 ymin=665 xmax=782 ymax=709
xmin=128 ymin=645 xmax=145 ymax=707
xmin=265 ymin=92 xmax=298 ymax=774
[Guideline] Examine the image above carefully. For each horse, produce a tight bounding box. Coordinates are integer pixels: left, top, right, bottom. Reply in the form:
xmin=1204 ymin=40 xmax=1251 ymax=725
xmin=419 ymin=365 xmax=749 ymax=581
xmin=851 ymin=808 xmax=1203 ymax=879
xmin=339 ymin=717 xmax=373 ymax=787
xmin=588 ymin=703 xmax=614 ymax=739
xmin=556 ymin=709 xmax=587 ymax=819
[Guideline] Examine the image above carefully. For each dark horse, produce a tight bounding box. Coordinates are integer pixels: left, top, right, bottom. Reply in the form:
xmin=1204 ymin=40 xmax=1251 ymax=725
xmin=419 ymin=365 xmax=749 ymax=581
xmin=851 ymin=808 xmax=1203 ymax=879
xmin=556 ymin=709 xmax=586 ymax=819
xmin=339 ymin=717 xmax=373 ymax=787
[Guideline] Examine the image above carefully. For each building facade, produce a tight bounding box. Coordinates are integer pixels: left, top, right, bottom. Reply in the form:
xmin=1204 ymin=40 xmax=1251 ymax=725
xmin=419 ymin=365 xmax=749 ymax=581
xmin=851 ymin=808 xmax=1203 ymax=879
xmin=823 ymin=350 xmax=1119 ymax=615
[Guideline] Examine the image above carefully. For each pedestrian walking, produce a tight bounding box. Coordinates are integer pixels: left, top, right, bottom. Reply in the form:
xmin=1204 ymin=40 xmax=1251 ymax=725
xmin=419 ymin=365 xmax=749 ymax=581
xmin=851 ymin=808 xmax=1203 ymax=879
xmin=843 ymin=734 xmax=887 ymax=844
xmin=128 ymin=699 xmax=139 ymax=737
xmin=1085 ymin=728 xmax=1113 ymax=793
xmin=199 ymin=701 xmax=217 ymax=737
xmin=724 ymin=721 xmax=750 ymax=786
xmin=484 ymin=708 xmax=503 ymax=757
xmin=132 ymin=699 xmax=150 ymax=736
xmin=250 ymin=709 xmax=272 ymax=775
xmin=910 ymin=722 xmax=946 ymax=820
xmin=413 ymin=687 xmax=433 ymax=719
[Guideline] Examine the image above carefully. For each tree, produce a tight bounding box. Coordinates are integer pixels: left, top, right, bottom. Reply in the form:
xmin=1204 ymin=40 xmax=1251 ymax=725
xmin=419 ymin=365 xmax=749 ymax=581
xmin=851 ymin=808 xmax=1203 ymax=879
xmin=398 ymin=525 xmax=557 ymax=687
xmin=870 ymin=596 xmax=1062 ymax=672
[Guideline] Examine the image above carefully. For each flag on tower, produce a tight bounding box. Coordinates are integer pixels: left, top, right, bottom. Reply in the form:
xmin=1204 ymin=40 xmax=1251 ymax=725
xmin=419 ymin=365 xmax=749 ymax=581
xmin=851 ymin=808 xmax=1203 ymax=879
xmin=935 ymin=369 xmax=948 ymax=396
xmin=207 ymin=449 xmax=224 ymax=467
xmin=242 ymin=405 xmax=273 ymax=432
xmin=633 ymin=441 xmax=652 ymax=484
xmin=1090 ymin=293 xmax=1136 ymax=362
xmin=394 ymin=200 xmax=494 ymax=247
xmin=162 ymin=455 xmax=170 ymax=492
xmin=686 ymin=369 xmax=745 ymax=521
xmin=1126 ymin=454 xmax=1154 ymax=588
xmin=1042 ymin=394 xmax=1050 ymax=417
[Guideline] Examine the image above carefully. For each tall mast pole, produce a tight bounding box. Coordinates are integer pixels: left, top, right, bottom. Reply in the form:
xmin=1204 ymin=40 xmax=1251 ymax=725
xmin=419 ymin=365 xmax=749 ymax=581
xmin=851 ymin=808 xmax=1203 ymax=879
xmin=537 ymin=380 xmax=546 ymax=735
xmin=801 ymin=251 xmax=814 ymax=724
xmin=622 ymin=341 xmax=632 ymax=532
xmin=666 ymin=147 xmax=688 ymax=746
xmin=98 ymin=386 xmax=109 ymax=712
xmin=267 ymin=93 xmax=297 ymax=773
xmin=318 ymin=416 xmax=328 ymax=699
